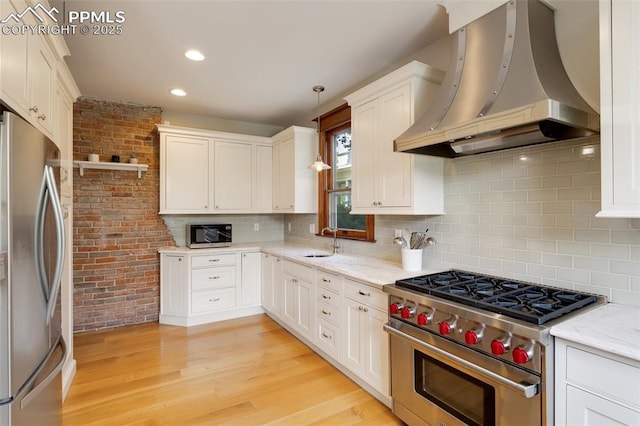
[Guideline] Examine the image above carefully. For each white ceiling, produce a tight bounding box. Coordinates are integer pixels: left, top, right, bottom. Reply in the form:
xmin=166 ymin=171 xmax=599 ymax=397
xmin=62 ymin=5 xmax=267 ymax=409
xmin=53 ymin=1 xmax=448 ymax=128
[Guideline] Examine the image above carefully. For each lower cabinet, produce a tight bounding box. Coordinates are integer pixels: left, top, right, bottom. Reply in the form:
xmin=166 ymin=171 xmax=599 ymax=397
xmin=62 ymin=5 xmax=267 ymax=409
xmin=555 ymin=338 xmax=640 ymax=425
xmin=342 ymin=279 xmax=390 ymax=397
xmin=159 ymin=250 xmax=263 ymax=326
xmin=281 ymin=260 xmax=315 ymax=342
xmin=264 ymin=257 xmax=391 ymax=407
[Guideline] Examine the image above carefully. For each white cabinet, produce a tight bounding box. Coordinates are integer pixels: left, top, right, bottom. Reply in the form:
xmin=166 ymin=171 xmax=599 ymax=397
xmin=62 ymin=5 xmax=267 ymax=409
xmin=158 ymin=125 xmax=272 ymax=214
xmin=0 ymin=0 xmax=56 ymax=139
xmin=271 ymin=126 xmax=317 ymax=213
xmin=315 ymin=269 xmax=343 ymax=360
xmin=342 ymin=279 xmax=389 ymax=396
xmin=598 ymin=0 xmax=640 ymax=217
xmin=281 ymin=260 xmax=315 ymax=341
xmin=260 ymin=253 xmax=281 ymax=315
xmin=240 ymin=251 xmax=261 ymax=306
xmin=159 ymin=250 xmax=263 ymax=326
xmin=555 ymin=338 xmax=640 ymax=425
xmin=344 ymin=61 xmax=444 ymax=215
xmin=214 ymin=140 xmax=252 ymax=211
xmin=160 ymin=133 xmax=212 ymax=213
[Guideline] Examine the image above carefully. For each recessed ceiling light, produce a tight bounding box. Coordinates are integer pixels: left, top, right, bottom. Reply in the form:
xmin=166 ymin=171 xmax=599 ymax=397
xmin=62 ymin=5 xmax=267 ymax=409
xmin=170 ymin=88 xmax=186 ymax=96
xmin=185 ymin=50 xmax=205 ymax=61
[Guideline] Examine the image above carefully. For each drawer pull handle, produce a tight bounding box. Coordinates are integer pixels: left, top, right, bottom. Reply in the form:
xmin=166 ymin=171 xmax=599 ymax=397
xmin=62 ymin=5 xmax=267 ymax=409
xmin=209 ymin=259 xmax=220 ymax=262
xmin=358 ymin=290 xmax=370 ymax=297
xmin=292 ymin=278 xmax=298 ymax=283
xmin=322 ymin=309 xmax=331 ymax=316
xmin=209 ymin=276 xmax=220 ymax=280
xmin=322 ymin=278 xmax=331 ymax=283
xmin=210 ymin=297 xmax=221 ymax=302
xmin=322 ymin=294 xmax=331 ymax=300
xmin=322 ymin=333 xmax=332 ymax=340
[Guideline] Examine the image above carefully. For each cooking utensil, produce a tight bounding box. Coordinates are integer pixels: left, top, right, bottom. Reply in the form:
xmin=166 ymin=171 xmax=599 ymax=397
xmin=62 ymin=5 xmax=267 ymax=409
xmin=393 ymin=236 xmax=406 ymax=248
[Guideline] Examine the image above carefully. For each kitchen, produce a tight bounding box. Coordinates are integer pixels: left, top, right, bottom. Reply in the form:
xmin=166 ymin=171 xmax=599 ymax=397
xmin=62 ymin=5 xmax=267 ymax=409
xmin=0 ymin=0 xmax=638 ymax=424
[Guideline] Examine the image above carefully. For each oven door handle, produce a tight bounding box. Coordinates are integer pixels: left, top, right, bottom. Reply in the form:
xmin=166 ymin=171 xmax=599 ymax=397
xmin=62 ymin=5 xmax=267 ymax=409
xmin=383 ymin=323 xmax=539 ymax=399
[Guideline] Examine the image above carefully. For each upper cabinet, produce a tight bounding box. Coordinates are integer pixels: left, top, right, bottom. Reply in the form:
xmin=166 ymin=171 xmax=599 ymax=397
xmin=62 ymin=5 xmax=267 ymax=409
xmin=0 ymin=0 xmax=56 ymax=139
xmin=158 ymin=125 xmax=272 ymax=214
xmin=345 ymin=61 xmax=445 ymax=215
xmin=598 ymin=0 xmax=640 ymax=217
xmin=271 ymin=126 xmax=317 ymax=213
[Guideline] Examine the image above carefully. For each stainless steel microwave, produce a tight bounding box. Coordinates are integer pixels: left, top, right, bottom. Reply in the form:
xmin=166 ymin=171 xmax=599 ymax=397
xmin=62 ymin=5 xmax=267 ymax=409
xmin=186 ymin=224 xmax=232 ymax=248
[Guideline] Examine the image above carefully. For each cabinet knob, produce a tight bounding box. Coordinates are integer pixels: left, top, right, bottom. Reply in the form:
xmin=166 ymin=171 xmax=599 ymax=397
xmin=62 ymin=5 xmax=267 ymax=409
xmin=204 ymin=205 xmax=208 ymax=208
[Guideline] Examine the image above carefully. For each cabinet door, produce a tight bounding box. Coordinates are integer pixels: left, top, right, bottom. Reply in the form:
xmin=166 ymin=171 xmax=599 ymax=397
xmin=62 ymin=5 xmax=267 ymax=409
xmin=364 ymin=306 xmax=389 ymax=394
xmin=214 ymin=140 xmax=252 ymax=211
xmin=566 ymin=385 xmax=640 ymax=425
xmin=296 ymin=278 xmax=314 ymax=341
xmin=282 ymin=273 xmax=298 ymax=328
xmin=343 ymin=297 xmax=364 ymax=374
xmin=160 ymin=255 xmax=187 ymax=316
xmin=29 ymin=35 xmax=55 ymax=138
xmin=278 ymin=138 xmax=295 ymax=211
xmin=351 ymin=100 xmax=378 ymax=209
xmin=598 ymin=0 xmax=640 ymax=217
xmin=0 ymin=0 xmax=30 ymax=112
xmin=161 ymin=135 xmax=211 ymax=213
xmin=377 ymin=85 xmax=412 ymax=208
xmin=261 ymin=253 xmax=275 ymax=312
xmin=240 ymin=252 xmax=261 ymax=306
xmin=254 ymin=145 xmax=273 ymax=212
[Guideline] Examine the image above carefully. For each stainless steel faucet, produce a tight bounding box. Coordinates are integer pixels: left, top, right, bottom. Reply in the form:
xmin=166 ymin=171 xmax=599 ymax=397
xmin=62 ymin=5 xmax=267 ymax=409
xmin=321 ymin=227 xmax=339 ymax=254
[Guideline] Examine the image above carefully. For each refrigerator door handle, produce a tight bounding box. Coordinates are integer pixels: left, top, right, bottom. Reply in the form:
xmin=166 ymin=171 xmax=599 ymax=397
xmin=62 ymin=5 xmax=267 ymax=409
xmin=34 ymin=169 xmax=50 ymax=302
xmin=33 ymin=165 xmax=66 ymax=324
xmin=17 ymin=335 xmax=67 ymax=410
xmin=44 ymin=165 xmax=65 ymax=325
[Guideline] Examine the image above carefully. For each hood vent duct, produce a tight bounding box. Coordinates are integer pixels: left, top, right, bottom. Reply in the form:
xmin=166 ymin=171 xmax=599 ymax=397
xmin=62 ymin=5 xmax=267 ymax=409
xmin=394 ymin=0 xmax=599 ymax=158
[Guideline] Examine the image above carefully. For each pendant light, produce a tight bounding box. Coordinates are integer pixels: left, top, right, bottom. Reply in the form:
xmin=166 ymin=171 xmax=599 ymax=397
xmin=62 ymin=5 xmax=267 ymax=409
xmin=309 ymin=85 xmax=331 ymax=172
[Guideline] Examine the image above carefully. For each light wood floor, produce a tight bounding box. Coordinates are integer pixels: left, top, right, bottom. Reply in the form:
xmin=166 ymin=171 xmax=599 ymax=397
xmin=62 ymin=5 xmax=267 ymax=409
xmin=62 ymin=314 xmax=403 ymax=425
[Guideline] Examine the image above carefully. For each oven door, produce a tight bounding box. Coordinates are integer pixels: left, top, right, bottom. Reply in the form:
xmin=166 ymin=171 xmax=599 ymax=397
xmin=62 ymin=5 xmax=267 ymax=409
xmin=385 ymin=320 xmax=541 ymax=426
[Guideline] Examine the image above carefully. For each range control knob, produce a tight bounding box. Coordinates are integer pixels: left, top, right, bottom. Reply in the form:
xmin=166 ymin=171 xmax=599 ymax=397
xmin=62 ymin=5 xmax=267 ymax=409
xmin=464 ymin=325 xmax=485 ymax=345
xmin=390 ymin=303 xmax=401 ymax=314
xmin=513 ymin=345 xmax=534 ymax=365
xmin=416 ymin=308 xmax=435 ymax=326
xmin=491 ymin=337 xmax=511 ymax=355
xmin=438 ymin=316 xmax=458 ymax=335
xmin=401 ymin=303 xmax=416 ymax=319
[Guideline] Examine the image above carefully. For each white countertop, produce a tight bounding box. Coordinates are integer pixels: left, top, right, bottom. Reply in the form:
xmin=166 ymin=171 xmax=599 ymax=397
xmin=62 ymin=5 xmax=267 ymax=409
xmin=551 ymin=303 xmax=640 ymax=363
xmin=159 ymin=242 xmax=440 ymax=289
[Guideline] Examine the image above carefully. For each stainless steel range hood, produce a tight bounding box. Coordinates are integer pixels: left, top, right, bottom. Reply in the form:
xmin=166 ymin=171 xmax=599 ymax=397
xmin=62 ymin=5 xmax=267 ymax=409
xmin=394 ymin=0 xmax=599 ymax=158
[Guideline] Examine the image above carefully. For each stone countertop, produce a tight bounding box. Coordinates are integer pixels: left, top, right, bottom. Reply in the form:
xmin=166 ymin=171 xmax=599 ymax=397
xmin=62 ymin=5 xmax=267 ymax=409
xmin=159 ymin=242 xmax=440 ymax=289
xmin=550 ymin=303 xmax=640 ymax=363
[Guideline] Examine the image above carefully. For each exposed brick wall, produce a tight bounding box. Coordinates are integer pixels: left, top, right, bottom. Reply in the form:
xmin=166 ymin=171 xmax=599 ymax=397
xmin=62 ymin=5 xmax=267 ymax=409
xmin=73 ymin=98 xmax=175 ymax=332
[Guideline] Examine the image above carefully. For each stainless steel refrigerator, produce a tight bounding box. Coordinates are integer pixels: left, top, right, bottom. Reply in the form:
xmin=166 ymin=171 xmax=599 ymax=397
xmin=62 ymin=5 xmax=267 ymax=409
xmin=0 ymin=111 xmax=66 ymax=425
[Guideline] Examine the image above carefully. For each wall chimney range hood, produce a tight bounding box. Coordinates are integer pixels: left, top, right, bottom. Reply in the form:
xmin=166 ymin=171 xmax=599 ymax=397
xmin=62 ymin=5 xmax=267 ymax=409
xmin=394 ymin=0 xmax=599 ymax=158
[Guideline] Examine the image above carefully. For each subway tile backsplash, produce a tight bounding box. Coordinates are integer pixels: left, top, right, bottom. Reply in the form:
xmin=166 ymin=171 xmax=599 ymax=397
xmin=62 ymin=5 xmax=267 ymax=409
xmin=285 ymin=137 xmax=640 ymax=307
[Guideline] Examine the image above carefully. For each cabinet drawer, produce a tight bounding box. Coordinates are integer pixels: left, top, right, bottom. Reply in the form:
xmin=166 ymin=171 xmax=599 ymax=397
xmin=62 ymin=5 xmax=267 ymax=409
xmin=565 ymin=345 xmax=640 ymax=408
xmin=192 ymin=253 xmax=236 ymax=268
xmin=192 ymin=266 xmax=236 ymax=291
xmin=317 ymin=319 xmax=339 ymax=360
xmin=317 ymin=302 xmax=341 ymax=325
xmin=282 ymin=259 xmax=313 ymax=279
xmin=191 ymin=288 xmax=235 ymax=314
xmin=317 ymin=288 xmax=341 ymax=309
xmin=316 ymin=269 xmax=342 ymax=293
xmin=344 ymin=279 xmax=386 ymax=310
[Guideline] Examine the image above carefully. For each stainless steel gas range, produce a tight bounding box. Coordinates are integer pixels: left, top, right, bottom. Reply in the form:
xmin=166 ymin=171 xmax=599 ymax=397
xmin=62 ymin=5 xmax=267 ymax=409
xmin=383 ymin=270 xmax=607 ymax=426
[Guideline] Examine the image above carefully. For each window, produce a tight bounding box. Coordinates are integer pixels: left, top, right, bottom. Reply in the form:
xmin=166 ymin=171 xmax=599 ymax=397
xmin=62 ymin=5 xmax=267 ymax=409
xmin=317 ymin=104 xmax=374 ymax=241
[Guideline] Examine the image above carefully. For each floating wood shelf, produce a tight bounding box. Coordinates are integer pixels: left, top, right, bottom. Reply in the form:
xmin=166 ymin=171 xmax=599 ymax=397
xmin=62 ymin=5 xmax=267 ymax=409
xmin=73 ymin=161 xmax=149 ymax=178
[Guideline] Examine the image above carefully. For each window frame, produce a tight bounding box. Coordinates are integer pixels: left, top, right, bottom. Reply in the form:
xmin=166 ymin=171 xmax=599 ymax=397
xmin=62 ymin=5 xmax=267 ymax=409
xmin=317 ymin=103 xmax=375 ymax=242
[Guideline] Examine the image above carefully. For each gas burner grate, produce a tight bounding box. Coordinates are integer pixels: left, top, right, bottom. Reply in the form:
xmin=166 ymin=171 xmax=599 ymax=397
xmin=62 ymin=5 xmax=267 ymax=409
xmin=395 ymin=269 xmax=598 ymax=325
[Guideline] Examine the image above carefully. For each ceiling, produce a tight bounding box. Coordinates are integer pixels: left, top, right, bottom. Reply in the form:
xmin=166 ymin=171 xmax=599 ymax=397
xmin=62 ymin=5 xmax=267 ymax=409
xmin=52 ymin=1 xmax=448 ymax=129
